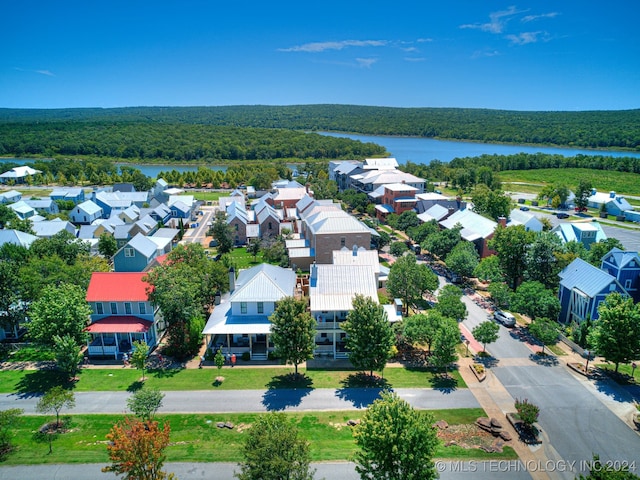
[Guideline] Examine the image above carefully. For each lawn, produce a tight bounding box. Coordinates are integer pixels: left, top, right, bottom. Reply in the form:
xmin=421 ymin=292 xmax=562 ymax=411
xmin=3 ymin=409 xmax=516 ymax=465
xmin=0 ymin=365 xmax=466 ymax=394
xmin=596 ymin=363 xmax=639 ymax=384
xmin=193 ymin=191 xmax=227 ymax=203
xmin=224 ymin=246 xmax=265 ymax=269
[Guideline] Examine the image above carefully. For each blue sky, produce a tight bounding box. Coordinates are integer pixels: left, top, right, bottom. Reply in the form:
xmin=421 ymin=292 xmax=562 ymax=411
xmin=2 ymin=1 xmax=639 ymax=111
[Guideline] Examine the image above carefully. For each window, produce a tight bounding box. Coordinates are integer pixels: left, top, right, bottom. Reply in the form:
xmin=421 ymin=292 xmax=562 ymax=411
xmin=257 ymin=302 xmax=264 ymax=314
xmin=625 ymin=279 xmax=632 ymax=289
xmin=110 ymin=303 xmax=118 ymax=314
xmin=268 ymin=222 xmax=273 ymax=231
xmin=241 ymin=302 xmax=247 ymax=314
xmin=96 ymin=303 xmax=104 ymax=315
xmin=235 ymin=223 xmax=239 ymax=231
xmin=340 ymin=236 xmax=346 ymax=247
xmin=139 ymin=303 xmax=146 ymax=315
xmin=124 ymin=248 xmax=135 ymax=258
xmin=125 ymin=302 xmax=132 ymax=315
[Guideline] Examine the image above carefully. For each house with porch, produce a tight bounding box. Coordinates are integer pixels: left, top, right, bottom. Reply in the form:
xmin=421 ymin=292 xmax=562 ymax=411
xmin=85 ymin=272 xmax=162 ymax=358
xmin=0 ymin=166 xmax=41 ymax=184
xmin=202 ymin=264 xmax=298 ymax=360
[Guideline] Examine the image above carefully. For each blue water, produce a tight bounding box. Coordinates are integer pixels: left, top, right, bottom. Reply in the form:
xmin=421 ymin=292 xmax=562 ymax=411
xmin=319 ymin=132 xmax=640 ymax=165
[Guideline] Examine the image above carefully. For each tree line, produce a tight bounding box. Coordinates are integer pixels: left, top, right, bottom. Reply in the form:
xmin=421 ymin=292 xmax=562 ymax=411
xmin=1 ymin=104 xmax=639 ymax=150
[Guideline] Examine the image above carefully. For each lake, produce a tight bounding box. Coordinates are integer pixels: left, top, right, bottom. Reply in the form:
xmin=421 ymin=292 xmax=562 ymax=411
xmin=319 ymin=132 xmax=640 ymax=165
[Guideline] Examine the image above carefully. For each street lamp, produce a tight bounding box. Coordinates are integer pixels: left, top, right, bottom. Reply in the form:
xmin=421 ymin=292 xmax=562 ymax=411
xmin=584 ymin=350 xmax=591 ymax=373
xmin=465 ymin=340 xmax=470 ymax=357
xmin=632 ymin=362 xmax=637 ymax=381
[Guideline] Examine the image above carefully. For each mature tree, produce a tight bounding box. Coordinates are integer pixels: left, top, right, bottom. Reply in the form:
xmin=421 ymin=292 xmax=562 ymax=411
xmin=247 ymin=238 xmax=261 ymax=261
xmin=212 ymin=210 xmax=234 ymax=254
xmin=538 ymin=183 xmax=569 ymax=207
xmin=434 ymin=285 xmax=467 ymax=321
xmin=430 ymin=318 xmax=460 ymax=374
xmin=422 ymin=225 xmax=462 ymax=259
xmin=0 ymin=261 xmax=24 ymax=338
xmin=471 ymin=184 xmax=512 ymax=220
xmin=528 ymin=317 xmax=559 ymax=354
xmin=489 ymin=225 xmax=535 ymax=289
xmin=393 ymin=211 xmax=421 ymax=232
xmin=36 ymin=386 xmax=75 ymax=454
xmin=342 ymin=295 xmax=394 ymax=377
xmin=236 ymin=412 xmax=314 ymax=480
xmin=0 ymin=204 xmax=34 ymax=233
xmin=389 ymin=241 xmax=408 ymax=257
xmin=371 ymin=229 xmax=390 ymax=251
xmin=587 ymin=238 xmax=624 ymax=267
xmin=53 ymin=334 xmax=82 ymax=379
xmin=0 ymin=408 xmax=22 ymax=461
xmin=98 ymin=232 xmax=118 ymax=258
xmin=473 ymin=254 xmax=504 ymax=283
xmin=488 ymin=282 xmax=512 ymax=309
xmin=472 ymin=321 xmax=500 ymax=353
xmin=269 ymin=297 xmax=316 ymax=376
xmin=402 ymin=312 xmax=445 ymax=353
xmin=514 ymin=398 xmax=540 ymax=431
xmin=574 ymin=180 xmax=593 ymax=212
xmin=30 ymin=230 xmax=90 ymax=265
xmin=127 ymin=388 xmax=165 ymax=420
xmin=103 ymin=418 xmax=174 ymax=480
xmin=309 ymin=178 xmax=338 ymax=201
xmin=28 ymin=283 xmax=91 ymax=347
xmin=387 ymin=254 xmax=438 ymax=315
xmin=214 ymin=348 xmax=225 ymax=375
xmin=445 ymin=241 xmax=479 ymax=279
xmin=588 ymin=293 xmax=640 ymax=372
xmin=144 ymin=243 xmax=228 ymax=358
xmin=353 ymin=391 xmax=438 ymax=480
xmin=511 ymin=281 xmax=560 ymax=320
xmin=407 ymin=220 xmax=439 ymax=245
xmin=578 ymin=454 xmax=640 ymax=480
xmin=524 ymin=232 xmax=565 ymax=289
xmin=262 ymin=237 xmax=289 ymax=267
xmin=130 ymin=340 xmax=150 ymax=380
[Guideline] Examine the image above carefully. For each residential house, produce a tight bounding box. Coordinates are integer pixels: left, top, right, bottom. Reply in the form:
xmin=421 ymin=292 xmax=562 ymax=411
xmin=203 ymin=264 xmax=298 ymax=360
xmin=507 ymin=209 xmax=543 ymax=232
xmin=588 ymin=189 xmax=633 ymax=217
xmin=226 ymin=201 xmax=249 ymax=246
xmin=375 ymin=183 xmax=418 ymax=221
xmin=256 ymin=203 xmax=281 ymax=240
xmin=85 ymin=272 xmax=162 ymax=358
xmin=69 ymin=200 xmax=103 ymax=225
xmin=332 ymin=246 xmax=385 ymax=287
xmin=552 ymin=222 xmax=607 ymax=249
xmin=439 ymin=208 xmax=498 ymax=258
xmin=7 ymin=201 xmax=36 ymax=220
xmin=0 ymin=190 xmax=22 ymax=204
xmin=352 ymin=169 xmax=425 ymax=196
xmin=113 ymin=183 xmax=136 ymax=193
xmin=0 ymin=229 xmax=38 ymax=249
xmin=600 ymin=248 xmax=640 ymax=302
xmin=31 ymin=219 xmax=77 ymax=238
xmin=50 ymin=187 xmax=85 ymax=204
xmin=558 ymin=257 xmax=626 ymax=324
xmin=0 ymin=166 xmax=41 ymax=184
xmin=417 ymin=204 xmax=454 ymax=223
xmin=267 ymin=185 xmax=309 ymax=210
xmin=118 ymin=205 xmax=141 ymax=224
xmin=113 ymin=233 xmax=162 ymax=272
xmin=94 ymin=191 xmax=133 ymax=217
xmin=24 ymin=198 xmax=60 ymax=216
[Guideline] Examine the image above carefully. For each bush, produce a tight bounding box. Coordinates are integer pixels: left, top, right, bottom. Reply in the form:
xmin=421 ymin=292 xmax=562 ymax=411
xmin=515 ymin=398 xmax=539 ymax=429
xmin=241 ymin=351 xmax=251 ymax=361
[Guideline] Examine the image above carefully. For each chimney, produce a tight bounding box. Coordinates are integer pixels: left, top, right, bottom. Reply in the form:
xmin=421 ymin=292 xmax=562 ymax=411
xmin=591 ymin=188 xmax=596 ymax=195
xmin=609 ymin=191 xmax=616 ymax=199
xmin=498 ymin=216 xmax=507 ymax=227
xmin=228 ymin=267 xmax=236 ymax=293
xmin=310 ymin=262 xmax=317 ymax=287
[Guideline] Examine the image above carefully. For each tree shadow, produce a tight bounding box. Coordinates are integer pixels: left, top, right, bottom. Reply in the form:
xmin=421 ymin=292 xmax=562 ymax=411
xmin=334 ymin=373 xmax=389 ymax=408
xmin=529 ymin=352 xmax=559 ymax=366
xmin=427 ymin=373 xmax=459 ymax=393
xmin=261 ymin=373 xmax=314 ymax=411
xmin=149 ymin=366 xmax=184 ymax=379
xmin=13 ymin=369 xmax=73 ymax=398
xmin=474 ymin=354 xmax=500 ymax=368
xmin=126 ymin=380 xmax=145 ymax=392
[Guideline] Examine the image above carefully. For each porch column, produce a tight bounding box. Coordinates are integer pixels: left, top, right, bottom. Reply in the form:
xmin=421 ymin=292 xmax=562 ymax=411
xmin=249 ymin=335 xmax=253 ymax=360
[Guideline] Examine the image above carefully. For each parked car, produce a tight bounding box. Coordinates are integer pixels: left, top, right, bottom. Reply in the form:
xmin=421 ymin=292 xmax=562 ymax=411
xmin=494 ymin=310 xmax=516 ymax=327
xmin=556 ymin=212 xmax=569 ymax=219
xmin=209 ymin=239 xmax=219 ymax=247
xmin=519 ymin=206 xmax=530 ymax=211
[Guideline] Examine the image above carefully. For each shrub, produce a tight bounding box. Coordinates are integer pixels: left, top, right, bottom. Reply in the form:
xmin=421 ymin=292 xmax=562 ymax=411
xmin=515 ymin=398 xmax=539 ymax=429
xmin=241 ymin=351 xmax=251 ymax=361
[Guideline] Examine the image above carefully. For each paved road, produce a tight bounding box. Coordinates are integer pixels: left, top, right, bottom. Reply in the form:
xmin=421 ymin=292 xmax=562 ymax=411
xmin=0 ymin=461 xmax=533 ymax=480
xmin=461 ymin=289 xmax=640 ymax=479
xmin=0 ymin=387 xmax=480 ymax=415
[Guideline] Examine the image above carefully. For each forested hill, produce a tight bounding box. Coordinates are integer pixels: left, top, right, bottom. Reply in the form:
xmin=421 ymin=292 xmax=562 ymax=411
xmin=1 ymin=105 xmax=639 ymax=150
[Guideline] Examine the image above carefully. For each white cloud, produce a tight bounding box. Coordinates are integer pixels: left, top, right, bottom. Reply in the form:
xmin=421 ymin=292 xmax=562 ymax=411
xmin=404 ymin=57 xmax=426 ymax=62
xmin=14 ymin=67 xmax=55 ymax=76
xmin=522 ymin=12 xmax=559 ymax=23
xmin=471 ymin=50 xmax=501 ymax=59
xmin=36 ymin=70 xmax=55 ymax=76
xmin=460 ymin=6 xmax=526 ymax=34
xmin=505 ymin=31 xmax=549 ymax=45
xmin=355 ymin=57 xmax=378 ymax=68
xmin=416 ymin=38 xmax=433 ymax=43
xmin=279 ymin=39 xmax=387 ymax=53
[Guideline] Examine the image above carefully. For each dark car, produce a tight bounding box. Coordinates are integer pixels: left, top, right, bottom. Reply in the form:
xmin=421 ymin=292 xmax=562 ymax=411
xmin=209 ymin=239 xmax=219 ymax=247
xmin=519 ymin=206 xmax=530 ymax=211
xmin=556 ymin=212 xmax=569 ymax=219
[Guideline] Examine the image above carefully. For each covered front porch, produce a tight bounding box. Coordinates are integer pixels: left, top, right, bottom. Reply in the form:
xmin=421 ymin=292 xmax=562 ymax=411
xmin=85 ymin=316 xmax=157 ymax=359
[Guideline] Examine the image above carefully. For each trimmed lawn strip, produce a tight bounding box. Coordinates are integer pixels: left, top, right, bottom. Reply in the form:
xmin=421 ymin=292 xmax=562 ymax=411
xmin=0 ymin=366 xmax=467 ymax=394
xmin=4 ymin=410 xmax=516 ymax=465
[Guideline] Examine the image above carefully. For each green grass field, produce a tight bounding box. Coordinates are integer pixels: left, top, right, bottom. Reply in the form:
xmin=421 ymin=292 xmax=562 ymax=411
xmin=3 ymin=409 xmax=516 ymax=465
xmin=0 ymin=365 xmax=467 ymax=394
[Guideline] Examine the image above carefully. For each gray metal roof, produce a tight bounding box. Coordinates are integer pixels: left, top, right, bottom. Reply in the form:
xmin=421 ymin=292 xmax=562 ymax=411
xmin=309 ymin=264 xmax=378 ymax=312
xmin=230 ymin=264 xmax=296 ymax=302
xmin=559 ymin=257 xmax=621 ymax=297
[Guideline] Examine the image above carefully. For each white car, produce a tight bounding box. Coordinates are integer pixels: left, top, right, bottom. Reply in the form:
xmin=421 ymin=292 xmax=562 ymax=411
xmin=494 ymin=310 xmax=516 ymax=327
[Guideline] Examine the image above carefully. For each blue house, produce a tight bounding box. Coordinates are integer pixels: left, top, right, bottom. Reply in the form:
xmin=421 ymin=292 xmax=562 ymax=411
xmin=50 ymin=187 xmax=85 ymax=204
xmin=552 ymin=222 xmax=606 ymax=250
xmin=600 ymin=248 xmax=640 ymax=302
xmin=558 ymin=257 xmax=627 ymax=324
xmin=113 ymin=233 xmax=161 ymax=272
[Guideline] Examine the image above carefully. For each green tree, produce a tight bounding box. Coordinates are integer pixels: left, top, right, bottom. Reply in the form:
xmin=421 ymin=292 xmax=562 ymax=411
xmin=214 ymin=349 xmax=225 ymax=375
xmin=103 ymin=417 xmax=174 ymax=480
xmin=430 ymin=318 xmax=460 ymax=374
xmin=473 ymin=255 xmax=504 ymax=283
xmin=389 ymin=241 xmax=408 ymax=257
xmin=489 ymin=225 xmax=535 ymax=289
xmin=28 ymin=283 xmax=91 ymax=347
xmin=402 ymin=312 xmax=444 ymax=353
xmin=578 ymin=454 xmax=640 ymax=479
xmin=434 ymin=284 xmax=467 ymax=321
xmin=130 ymin=340 xmax=150 ymax=380
xmin=36 ymin=386 xmax=75 ymax=453
xmin=488 ymin=282 xmax=512 ymax=309
xmin=422 ymin=225 xmax=462 ymax=259
xmin=98 ymin=233 xmax=118 ymax=258
xmin=588 ymin=293 xmax=640 ymax=372
xmin=247 ymin=238 xmax=261 ymax=261
xmin=472 ymin=321 xmax=500 ymax=353
xmin=269 ymin=297 xmax=316 ymax=376
xmin=471 ymin=184 xmax=512 ymax=220
xmin=445 ymin=241 xmax=479 ymax=279
xmin=53 ymin=334 xmax=82 ymax=379
xmin=212 ymin=210 xmax=234 ymax=254
xmin=528 ymin=317 xmax=559 ymax=354
xmin=0 ymin=408 xmax=23 ymax=461
xmin=524 ymin=232 xmax=565 ymax=289
xmin=574 ymin=180 xmax=593 ymax=212
xmin=236 ymin=412 xmax=314 ymax=480
xmin=514 ymin=398 xmax=540 ymax=430
xmin=587 ymin=238 xmax=624 ymax=267
xmin=127 ymin=388 xmax=165 ymax=420
xmin=511 ymin=281 xmax=560 ymax=320
xmin=30 ymin=230 xmax=90 ymax=265
xmin=342 ymin=295 xmax=394 ymax=377
xmin=353 ymin=391 xmax=438 ymax=480
xmin=407 ymin=220 xmax=438 ymax=245
xmin=387 ymin=254 xmax=438 ymax=315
